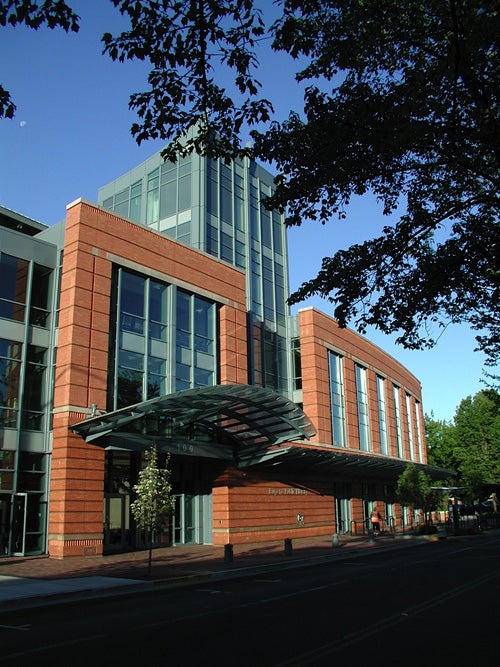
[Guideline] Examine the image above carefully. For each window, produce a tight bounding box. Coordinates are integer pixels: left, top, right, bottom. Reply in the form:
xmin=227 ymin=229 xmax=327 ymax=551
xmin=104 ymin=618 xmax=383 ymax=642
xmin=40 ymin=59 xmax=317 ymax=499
xmin=291 ymin=338 xmax=302 ymax=390
xmin=263 ymin=328 xmax=278 ymax=390
xmin=249 ymin=183 xmax=259 ymax=241
xmin=0 ymin=338 xmax=22 ymax=428
xmin=120 ymin=272 xmax=145 ymax=335
xmin=117 ymin=349 xmax=143 ymax=407
xmin=206 ymin=159 xmax=218 ymax=217
xmin=328 ymin=351 xmax=347 ymax=447
xmin=415 ymin=401 xmax=424 ymax=462
xmin=355 ymin=364 xmax=370 ymax=451
xmin=129 ymin=181 xmax=142 ymax=222
xmin=115 ymin=269 xmax=171 ymax=408
xmin=0 ymin=252 xmax=28 ymax=323
xmin=160 ymin=169 xmax=177 ymax=219
xmin=234 ymin=171 xmax=245 ymax=232
xmin=175 ymin=291 xmax=216 ymax=391
xmin=376 ymin=375 xmax=389 ymax=455
xmin=221 ymin=230 xmax=233 ymax=263
xmin=272 ymin=210 xmax=283 ymax=256
xmin=30 ymin=264 xmax=52 ymax=328
xmin=149 ymin=281 xmax=167 ymax=341
xmin=263 ymin=257 xmax=275 ymax=322
xmin=220 ymin=163 xmax=232 ymax=224
xmin=22 ymin=345 xmax=47 ymax=431
xmin=114 ymin=187 xmax=130 ymax=217
xmin=260 ymin=207 xmax=272 ymax=249
xmin=406 ymin=393 xmax=415 ymax=461
xmin=146 ymin=168 xmax=160 ymax=224
xmin=178 ymin=157 xmax=192 ymax=212
xmin=393 ymin=385 xmax=403 ymax=457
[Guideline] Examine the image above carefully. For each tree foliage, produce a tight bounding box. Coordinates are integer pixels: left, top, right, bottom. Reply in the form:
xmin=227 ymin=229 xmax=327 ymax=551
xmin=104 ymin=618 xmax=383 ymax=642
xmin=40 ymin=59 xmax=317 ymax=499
xmin=102 ymin=0 xmax=272 ymax=162
xmin=425 ymin=390 xmax=500 ymax=501
xmin=3 ymin=1 xmax=499 ymax=369
xmin=425 ymin=413 xmax=459 ymax=472
xmin=101 ymin=0 xmax=500 ymax=370
xmin=453 ymin=389 xmax=500 ymax=498
xmin=396 ymin=463 xmax=439 ymax=521
xmin=0 ymin=0 xmax=80 ymax=118
xmin=131 ymin=445 xmax=174 ymax=574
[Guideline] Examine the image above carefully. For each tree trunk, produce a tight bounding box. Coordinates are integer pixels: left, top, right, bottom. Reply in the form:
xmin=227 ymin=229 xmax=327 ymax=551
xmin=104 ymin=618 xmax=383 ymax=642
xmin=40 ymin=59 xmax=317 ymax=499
xmin=148 ymin=528 xmax=153 ymax=577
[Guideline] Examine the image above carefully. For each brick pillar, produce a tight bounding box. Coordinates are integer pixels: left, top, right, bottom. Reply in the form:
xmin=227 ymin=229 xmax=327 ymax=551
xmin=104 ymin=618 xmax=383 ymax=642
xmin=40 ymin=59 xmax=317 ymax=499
xmin=48 ymin=202 xmax=111 ymax=557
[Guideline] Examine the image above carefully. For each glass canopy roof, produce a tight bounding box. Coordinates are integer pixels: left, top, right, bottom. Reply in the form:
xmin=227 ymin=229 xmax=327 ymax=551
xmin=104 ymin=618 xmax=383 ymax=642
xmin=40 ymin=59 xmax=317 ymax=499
xmin=70 ymin=384 xmax=453 ymax=480
xmin=70 ymin=384 xmax=317 ymax=463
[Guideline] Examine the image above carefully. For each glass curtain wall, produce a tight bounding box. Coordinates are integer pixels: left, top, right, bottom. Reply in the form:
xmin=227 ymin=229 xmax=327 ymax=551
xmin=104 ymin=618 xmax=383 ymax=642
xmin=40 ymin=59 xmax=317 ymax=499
xmin=206 ymin=157 xmax=289 ymax=393
xmin=0 ymin=250 xmax=53 ymax=556
xmin=104 ymin=266 xmax=218 ymax=551
xmin=99 ymin=151 xmax=292 ymax=396
xmin=111 ymin=266 xmax=217 ymax=409
xmin=101 ymin=155 xmax=192 ymax=242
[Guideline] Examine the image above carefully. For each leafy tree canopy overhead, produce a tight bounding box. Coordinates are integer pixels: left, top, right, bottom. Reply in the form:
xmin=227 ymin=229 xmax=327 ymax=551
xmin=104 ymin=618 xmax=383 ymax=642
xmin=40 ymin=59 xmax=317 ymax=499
xmin=101 ymin=0 xmax=500 ymax=371
xmin=3 ymin=1 xmax=499 ymax=371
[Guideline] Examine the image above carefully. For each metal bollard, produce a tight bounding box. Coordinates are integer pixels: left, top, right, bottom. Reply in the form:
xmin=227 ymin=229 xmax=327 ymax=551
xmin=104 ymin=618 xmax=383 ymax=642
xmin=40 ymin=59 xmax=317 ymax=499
xmin=332 ymin=533 xmax=340 ymax=547
xmin=284 ymin=537 xmax=293 ymax=555
xmin=224 ymin=543 xmax=233 ymax=563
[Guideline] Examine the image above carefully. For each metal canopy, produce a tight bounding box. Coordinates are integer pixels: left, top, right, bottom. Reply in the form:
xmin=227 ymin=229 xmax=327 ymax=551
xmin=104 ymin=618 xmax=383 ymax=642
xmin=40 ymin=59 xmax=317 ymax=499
xmin=70 ymin=384 xmax=317 ymax=460
xmin=250 ymin=445 xmax=455 ymax=481
xmin=70 ymin=384 xmax=454 ymax=482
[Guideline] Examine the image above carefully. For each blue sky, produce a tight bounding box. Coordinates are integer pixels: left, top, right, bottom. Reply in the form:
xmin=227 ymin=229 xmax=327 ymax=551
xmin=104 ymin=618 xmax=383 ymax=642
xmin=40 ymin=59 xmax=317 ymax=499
xmin=0 ymin=1 xmax=492 ymax=422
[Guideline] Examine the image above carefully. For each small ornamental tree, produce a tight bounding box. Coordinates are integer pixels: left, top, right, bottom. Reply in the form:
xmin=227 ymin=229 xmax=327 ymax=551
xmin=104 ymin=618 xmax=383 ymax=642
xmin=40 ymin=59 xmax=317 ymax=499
xmin=131 ymin=445 xmax=174 ymax=576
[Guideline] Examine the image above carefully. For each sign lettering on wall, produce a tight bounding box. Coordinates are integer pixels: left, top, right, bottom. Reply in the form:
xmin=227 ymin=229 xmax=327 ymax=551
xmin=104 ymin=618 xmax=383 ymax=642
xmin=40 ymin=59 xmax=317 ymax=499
xmin=268 ymin=487 xmax=308 ymax=496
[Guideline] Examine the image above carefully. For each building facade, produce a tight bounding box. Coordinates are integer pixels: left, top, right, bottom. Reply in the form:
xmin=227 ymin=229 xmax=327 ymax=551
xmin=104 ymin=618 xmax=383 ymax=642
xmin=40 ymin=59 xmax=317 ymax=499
xmin=0 ymin=151 xmax=448 ymax=559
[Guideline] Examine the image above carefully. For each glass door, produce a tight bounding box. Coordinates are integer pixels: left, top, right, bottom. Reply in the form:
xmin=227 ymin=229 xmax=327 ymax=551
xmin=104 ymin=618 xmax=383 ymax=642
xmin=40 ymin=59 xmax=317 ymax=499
xmin=103 ymin=494 xmax=130 ymax=551
xmin=335 ymin=497 xmax=351 ymax=534
xmin=0 ymin=494 xmax=11 ymax=556
xmin=173 ymin=494 xmax=196 ymax=545
xmin=12 ymin=493 xmax=27 ymax=556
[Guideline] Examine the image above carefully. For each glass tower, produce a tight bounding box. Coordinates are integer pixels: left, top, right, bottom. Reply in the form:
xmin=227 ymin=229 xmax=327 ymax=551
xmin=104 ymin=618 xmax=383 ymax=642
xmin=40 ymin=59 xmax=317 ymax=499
xmin=98 ymin=149 xmax=291 ymax=396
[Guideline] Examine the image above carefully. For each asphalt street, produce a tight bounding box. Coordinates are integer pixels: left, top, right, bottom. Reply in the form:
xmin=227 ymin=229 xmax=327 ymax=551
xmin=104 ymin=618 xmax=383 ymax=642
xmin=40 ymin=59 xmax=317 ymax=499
xmin=0 ymin=532 xmax=498 ymax=666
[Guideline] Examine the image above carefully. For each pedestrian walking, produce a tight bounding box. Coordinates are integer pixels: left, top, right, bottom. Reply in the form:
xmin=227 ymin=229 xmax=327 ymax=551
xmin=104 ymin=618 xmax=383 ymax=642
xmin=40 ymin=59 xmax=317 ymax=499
xmin=370 ymin=509 xmax=381 ymax=534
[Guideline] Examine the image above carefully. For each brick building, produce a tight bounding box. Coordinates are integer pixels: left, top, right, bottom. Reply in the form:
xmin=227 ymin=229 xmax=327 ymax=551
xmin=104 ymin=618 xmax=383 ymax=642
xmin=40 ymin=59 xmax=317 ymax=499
xmin=0 ymin=149 xmax=450 ymax=558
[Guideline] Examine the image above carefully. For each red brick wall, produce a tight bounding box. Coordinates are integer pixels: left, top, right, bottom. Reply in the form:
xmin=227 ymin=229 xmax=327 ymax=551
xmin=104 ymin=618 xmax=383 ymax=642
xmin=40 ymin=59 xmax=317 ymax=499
xmin=212 ymin=468 xmax=335 ymax=546
xmin=298 ymin=307 xmax=426 ymax=461
xmin=49 ymin=200 xmax=247 ymax=557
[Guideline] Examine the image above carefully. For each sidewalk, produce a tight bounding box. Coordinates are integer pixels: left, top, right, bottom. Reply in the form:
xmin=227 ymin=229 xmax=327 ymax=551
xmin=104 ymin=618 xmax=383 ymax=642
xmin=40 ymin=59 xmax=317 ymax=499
xmin=0 ymin=532 xmax=432 ymax=611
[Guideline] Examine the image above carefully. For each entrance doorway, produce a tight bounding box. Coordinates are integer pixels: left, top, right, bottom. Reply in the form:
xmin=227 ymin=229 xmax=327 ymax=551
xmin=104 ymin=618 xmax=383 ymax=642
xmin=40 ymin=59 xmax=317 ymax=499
xmin=12 ymin=493 xmax=27 ymax=556
xmin=0 ymin=494 xmax=11 ymax=555
xmin=173 ymin=493 xmax=212 ymax=545
xmin=335 ymin=482 xmax=352 ymax=534
xmin=335 ymin=497 xmax=352 ymax=534
xmin=174 ymin=494 xmax=195 ymax=544
xmin=103 ymin=494 xmax=130 ymax=551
